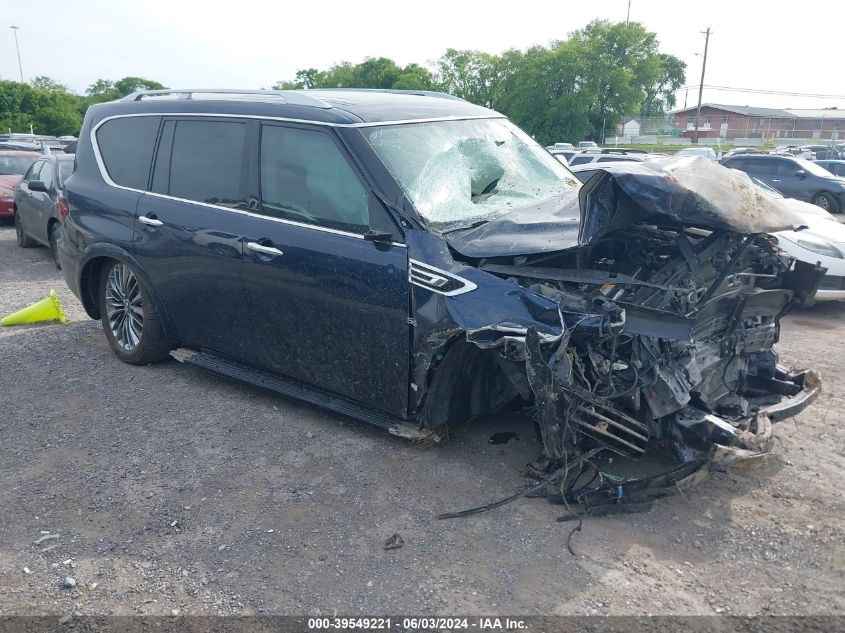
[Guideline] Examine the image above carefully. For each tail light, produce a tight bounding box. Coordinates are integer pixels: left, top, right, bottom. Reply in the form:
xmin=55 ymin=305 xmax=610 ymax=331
xmin=57 ymin=195 xmax=69 ymax=224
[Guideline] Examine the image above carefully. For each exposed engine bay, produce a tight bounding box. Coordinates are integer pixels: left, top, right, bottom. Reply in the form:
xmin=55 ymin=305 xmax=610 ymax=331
xmin=417 ymin=159 xmax=823 ymax=516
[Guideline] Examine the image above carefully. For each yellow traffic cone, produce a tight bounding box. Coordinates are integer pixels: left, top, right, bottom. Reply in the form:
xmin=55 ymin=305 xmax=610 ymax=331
xmin=1 ymin=290 xmax=67 ymax=326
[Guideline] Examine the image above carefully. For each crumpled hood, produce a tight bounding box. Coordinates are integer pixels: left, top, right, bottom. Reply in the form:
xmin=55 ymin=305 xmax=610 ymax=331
xmin=448 ymin=156 xmax=807 ymax=259
xmin=444 ymin=189 xmax=582 ymax=258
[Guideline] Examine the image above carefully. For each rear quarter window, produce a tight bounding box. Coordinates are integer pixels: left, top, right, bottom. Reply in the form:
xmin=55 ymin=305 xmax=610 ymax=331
xmin=95 ymin=116 xmax=161 ymax=189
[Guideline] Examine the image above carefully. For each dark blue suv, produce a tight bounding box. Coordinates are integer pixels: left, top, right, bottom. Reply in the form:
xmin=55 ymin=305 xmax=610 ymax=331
xmin=60 ymin=89 xmax=821 ymax=500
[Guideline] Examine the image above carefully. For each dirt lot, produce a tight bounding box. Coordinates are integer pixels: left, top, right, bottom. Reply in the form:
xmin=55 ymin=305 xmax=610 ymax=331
xmin=1 ymin=223 xmax=843 ymax=618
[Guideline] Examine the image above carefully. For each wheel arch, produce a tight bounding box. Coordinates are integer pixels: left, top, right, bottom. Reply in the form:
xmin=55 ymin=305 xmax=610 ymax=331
xmin=416 ymin=335 xmax=528 ymax=428
xmin=814 ymin=190 xmax=841 ymax=213
xmin=78 ymin=246 xmax=175 ymax=340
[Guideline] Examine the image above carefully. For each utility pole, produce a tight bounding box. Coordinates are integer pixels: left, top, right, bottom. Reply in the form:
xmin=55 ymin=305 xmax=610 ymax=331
xmin=693 ymin=27 xmax=711 ymax=144
xmin=10 ymin=26 xmax=23 ymax=83
xmin=626 ymin=0 xmax=632 ymax=25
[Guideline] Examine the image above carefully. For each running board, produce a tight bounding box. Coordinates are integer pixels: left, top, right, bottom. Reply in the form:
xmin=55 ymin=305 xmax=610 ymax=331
xmin=170 ymin=348 xmax=431 ymax=440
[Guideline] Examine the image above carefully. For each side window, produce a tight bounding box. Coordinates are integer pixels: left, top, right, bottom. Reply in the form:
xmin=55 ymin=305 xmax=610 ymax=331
xmin=95 ymin=116 xmax=161 ymax=189
xmin=744 ymin=159 xmax=776 ymax=175
xmin=159 ymin=119 xmax=249 ymax=209
xmin=58 ymin=161 xmax=73 ymax=188
xmin=776 ymin=160 xmax=802 ymax=177
xmin=39 ymin=161 xmax=55 ymax=189
xmin=24 ymin=160 xmax=43 ymax=182
xmin=569 ymin=154 xmax=593 ymax=166
xmin=259 ymin=125 xmax=369 ymax=233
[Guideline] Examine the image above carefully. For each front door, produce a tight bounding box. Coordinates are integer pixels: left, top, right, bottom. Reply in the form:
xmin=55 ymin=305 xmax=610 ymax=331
xmin=17 ymin=159 xmax=50 ymax=242
xmin=772 ymin=159 xmax=811 ymax=202
xmin=239 ymin=123 xmax=410 ymax=416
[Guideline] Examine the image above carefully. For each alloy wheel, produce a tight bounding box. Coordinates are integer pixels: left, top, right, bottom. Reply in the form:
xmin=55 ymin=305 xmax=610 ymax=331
xmin=105 ymin=264 xmax=144 ymax=351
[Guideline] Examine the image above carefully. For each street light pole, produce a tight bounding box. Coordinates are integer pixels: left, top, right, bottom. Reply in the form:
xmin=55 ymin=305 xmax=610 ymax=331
xmin=626 ymin=0 xmax=632 ymax=25
xmin=693 ymin=27 xmax=711 ymax=144
xmin=10 ymin=26 xmax=23 ymax=83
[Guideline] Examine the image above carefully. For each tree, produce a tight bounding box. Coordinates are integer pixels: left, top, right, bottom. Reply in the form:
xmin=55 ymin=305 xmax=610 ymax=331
xmin=435 ymin=49 xmax=502 ymax=108
xmin=86 ymin=79 xmax=117 ymax=98
xmin=273 ymin=58 xmax=437 ymax=91
xmin=30 ymin=76 xmax=69 ymax=92
xmin=640 ymin=53 xmax=686 ymax=116
xmin=0 ymin=80 xmax=82 ymax=135
xmin=567 ymin=20 xmax=684 ymax=141
xmin=113 ymin=77 xmax=166 ymax=97
xmin=392 ymin=64 xmax=437 ymax=90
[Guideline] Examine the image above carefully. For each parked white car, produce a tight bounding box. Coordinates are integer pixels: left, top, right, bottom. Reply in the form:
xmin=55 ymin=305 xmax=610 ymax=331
xmin=775 ymin=200 xmax=845 ymax=302
xmin=676 ymin=147 xmax=718 ymax=160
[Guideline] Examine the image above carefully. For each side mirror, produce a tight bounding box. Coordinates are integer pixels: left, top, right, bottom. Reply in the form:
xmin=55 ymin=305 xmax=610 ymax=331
xmin=795 ymin=169 xmax=807 ymax=178
xmin=28 ymin=180 xmax=48 ymax=193
xmin=363 ymin=229 xmax=393 ymax=246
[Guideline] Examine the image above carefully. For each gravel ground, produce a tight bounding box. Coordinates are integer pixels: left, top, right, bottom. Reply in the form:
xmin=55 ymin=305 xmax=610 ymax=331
xmin=0 ymin=223 xmax=843 ymax=617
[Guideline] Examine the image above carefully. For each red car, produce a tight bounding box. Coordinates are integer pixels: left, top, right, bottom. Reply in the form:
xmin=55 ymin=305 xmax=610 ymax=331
xmin=0 ymin=151 xmax=40 ymax=219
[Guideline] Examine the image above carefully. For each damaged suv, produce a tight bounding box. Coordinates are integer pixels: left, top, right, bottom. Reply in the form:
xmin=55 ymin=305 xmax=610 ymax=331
xmin=60 ymin=89 xmax=821 ymax=510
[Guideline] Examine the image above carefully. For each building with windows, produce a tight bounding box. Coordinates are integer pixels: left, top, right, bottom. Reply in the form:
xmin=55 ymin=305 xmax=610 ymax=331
xmin=670 ymin=104 xmax=845 ymax=140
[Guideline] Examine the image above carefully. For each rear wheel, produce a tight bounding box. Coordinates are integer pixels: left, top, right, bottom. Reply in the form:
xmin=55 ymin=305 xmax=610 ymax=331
xmin=15 ymin=212 xmax=37 ymax=248
xmin=98 ymin=260 xmax=170 ymax=365
xmin=49 ymin=221 xmax=61 ymax=270
xmin=813 ymin=192 xmax=840 ymax=213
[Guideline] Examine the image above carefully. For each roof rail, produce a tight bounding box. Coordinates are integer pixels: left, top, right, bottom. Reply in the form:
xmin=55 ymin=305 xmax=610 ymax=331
xmin=307 ymin=88 xmax=464 ymax=101
xmin=120 ymin=89 xmax=333 ymax=109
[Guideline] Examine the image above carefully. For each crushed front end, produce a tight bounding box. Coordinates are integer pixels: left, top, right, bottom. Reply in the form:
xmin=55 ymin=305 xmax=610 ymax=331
xmin=428 ymin=159 xmax=823 ymax=512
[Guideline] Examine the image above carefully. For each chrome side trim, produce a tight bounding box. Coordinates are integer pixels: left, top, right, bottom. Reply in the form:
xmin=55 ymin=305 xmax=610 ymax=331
xmin=409 ymin=259 xmax=477 ymax=297
xmin=88 ymin=115 xmax=408 ymax=247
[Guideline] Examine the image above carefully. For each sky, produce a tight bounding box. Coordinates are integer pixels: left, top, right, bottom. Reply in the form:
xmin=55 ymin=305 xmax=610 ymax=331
xmin=2 ymin=0 xmax=844 ymax=111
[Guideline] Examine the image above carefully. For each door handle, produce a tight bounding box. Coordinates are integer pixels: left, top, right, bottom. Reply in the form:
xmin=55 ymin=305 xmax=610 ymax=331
xmin=772 ymin=179 xmax=782 ymax=182
xmin=247 ymin=241 xmax=283 ymax=257
xmin=139 ymin=215 xmax=164 ymax=227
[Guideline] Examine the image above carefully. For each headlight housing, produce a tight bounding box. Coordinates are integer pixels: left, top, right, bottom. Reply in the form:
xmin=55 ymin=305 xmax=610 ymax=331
xmin=781 ymin=234 xmax=844 ymax=259
xmin=0 ymin=187 xmax=13 ymax=199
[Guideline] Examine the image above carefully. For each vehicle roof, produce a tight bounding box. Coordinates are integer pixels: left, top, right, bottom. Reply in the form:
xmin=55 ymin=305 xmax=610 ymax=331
xmin=0 ymin=150 xmax=40 ymax=156
xmin=94 ymin=88 xmax=500 ymax=126
xmin=816 ymin=159 xmax=845 ymax=164
xmin=723 ymin=154 xmax=795 ymax=160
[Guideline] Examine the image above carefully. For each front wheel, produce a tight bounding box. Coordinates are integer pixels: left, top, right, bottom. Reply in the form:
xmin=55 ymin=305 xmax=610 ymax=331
xmin=15 ymin=212 xmax=37 ymax=248
xmin=813 ymin=192 xmax=840 ymax=213
xmin=98 ymin=260 xmax=170 ymax=365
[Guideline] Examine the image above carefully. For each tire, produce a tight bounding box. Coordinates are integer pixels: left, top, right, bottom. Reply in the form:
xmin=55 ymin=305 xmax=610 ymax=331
xmin=813 ymin=192 xmax=840 ymax=213
xmin=15 ymin=211 xmax=37 ymax=248
xmin=98 ymin=260 xmax=170 ymax=365
xmin=49 ymin=221 xmax=62 ymax=270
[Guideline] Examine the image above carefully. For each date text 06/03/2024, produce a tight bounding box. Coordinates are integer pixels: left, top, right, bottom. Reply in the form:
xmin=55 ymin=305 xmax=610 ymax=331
xmin=307 ymin=617 xmax=528 ymax=630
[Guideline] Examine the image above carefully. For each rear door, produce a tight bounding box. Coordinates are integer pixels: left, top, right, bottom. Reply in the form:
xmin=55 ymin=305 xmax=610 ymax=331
xmin=239 ymin=122 xmax=410 ymax=416
xmin=133 ymin=117 xmax=252 ymax=358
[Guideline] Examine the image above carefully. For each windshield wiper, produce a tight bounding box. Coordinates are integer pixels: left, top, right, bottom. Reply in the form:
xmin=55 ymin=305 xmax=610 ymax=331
xmin=441 ymin=219 xmax=490 ymax=235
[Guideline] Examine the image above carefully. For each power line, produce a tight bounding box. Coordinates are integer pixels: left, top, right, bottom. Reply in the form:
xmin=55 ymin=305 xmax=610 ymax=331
xmin=676 ymin=84 xmax=845 ymax=100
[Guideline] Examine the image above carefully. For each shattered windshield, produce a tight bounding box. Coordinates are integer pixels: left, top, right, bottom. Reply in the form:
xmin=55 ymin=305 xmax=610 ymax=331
xmin=363 ymin=118 xmax=579 ymax=233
